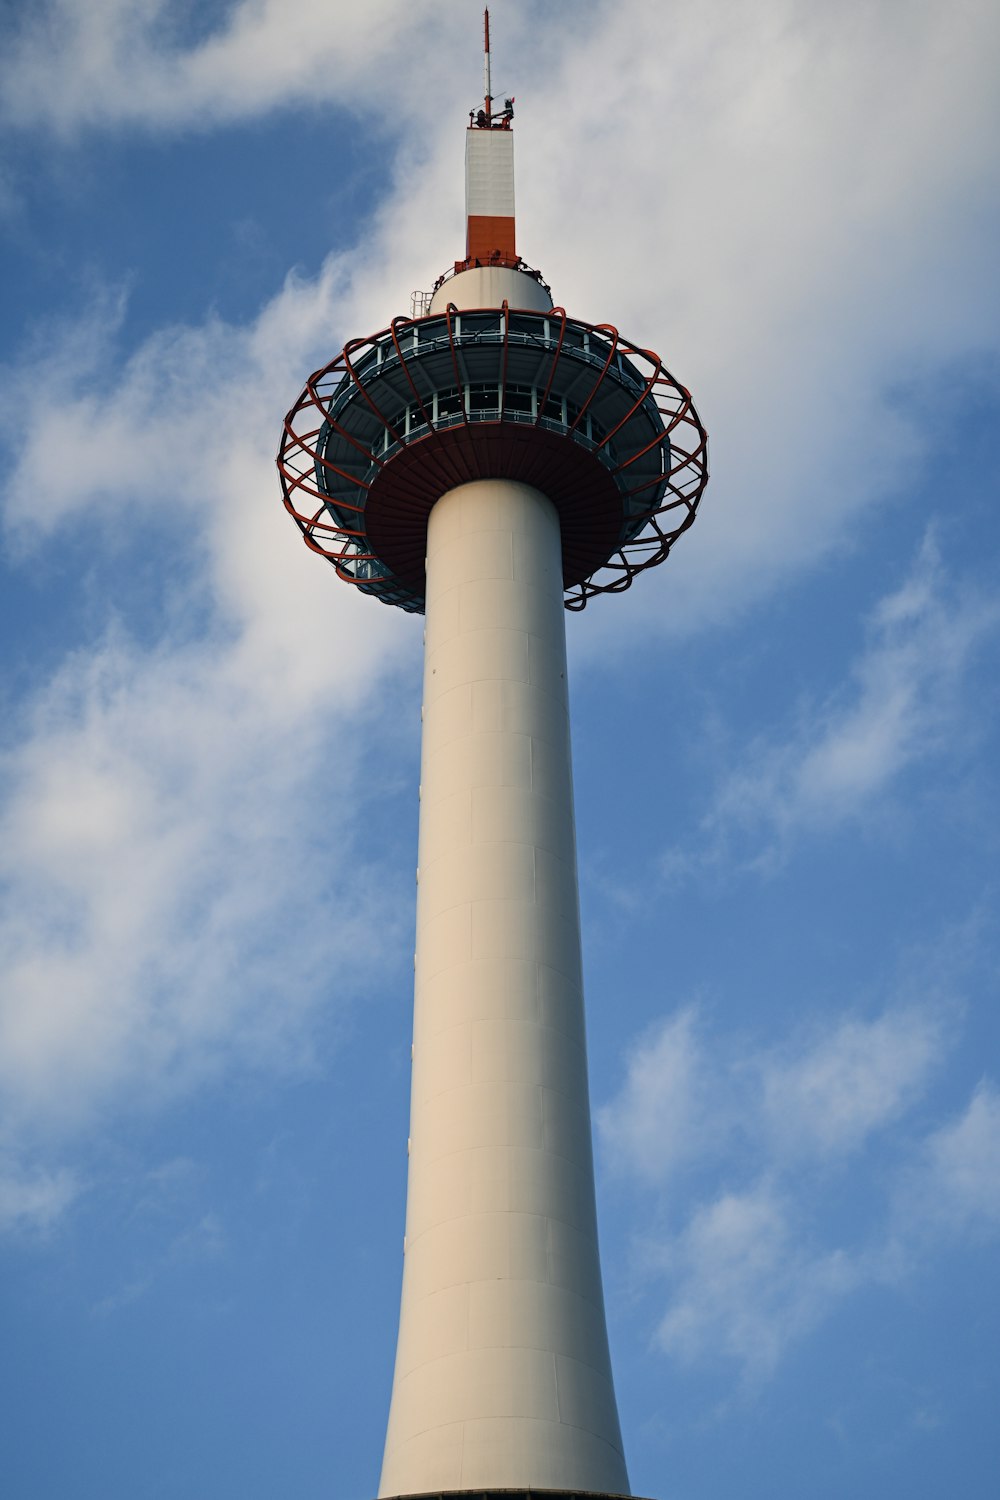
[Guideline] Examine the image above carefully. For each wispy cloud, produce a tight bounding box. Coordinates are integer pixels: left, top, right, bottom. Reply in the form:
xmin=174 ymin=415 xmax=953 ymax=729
xmin=0 ymin=1156 xmax=81 ymax=1235
xmin=0 ymin=263 xmax=418 ymax=1226
xmin=0 ymin=629 xmax=397 ymax=1127
xmin=598 ymin=1007 xmax=719 ymax=1184
xmin=897 ymin=1081 xmax=1000 ymax=1242
xmin=600 ymin=1001 xmax=949 ymax=1187
xmin=652 ymin=1182 xmax=862 ymax=1379
xmin=599 ymin=998 xmax=995 ymax=1379
xmin=663 ymin=534 xmax=1000 ymax=877
xmin=0 ymin=0 xmax=452 ymax=135
xmin=91 ymin=1205 xmax=226 ymax=1318
xmin=553 ymin=1 xmax=1000 ymax=653
xmin=756 ymin=1005 xmax=946 ymax=1158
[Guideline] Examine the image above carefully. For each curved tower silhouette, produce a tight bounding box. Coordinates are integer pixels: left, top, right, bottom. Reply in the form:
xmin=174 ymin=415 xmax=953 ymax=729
xmin=278 ymin=13 xmax=708 ymax=1499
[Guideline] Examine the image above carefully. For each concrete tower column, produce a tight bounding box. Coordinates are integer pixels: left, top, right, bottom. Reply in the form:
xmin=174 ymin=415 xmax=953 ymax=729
xmin=378 ymin=478 xmax=630 ymax=1498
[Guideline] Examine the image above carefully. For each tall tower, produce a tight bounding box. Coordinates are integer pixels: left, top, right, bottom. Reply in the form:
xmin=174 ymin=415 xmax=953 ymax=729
xmin=278 ymin=13 xmax=708 ymax=1498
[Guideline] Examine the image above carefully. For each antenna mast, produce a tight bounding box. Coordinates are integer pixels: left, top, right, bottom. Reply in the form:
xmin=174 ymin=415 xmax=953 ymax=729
xmin=483 ymin=7 xmax=492 ymax=118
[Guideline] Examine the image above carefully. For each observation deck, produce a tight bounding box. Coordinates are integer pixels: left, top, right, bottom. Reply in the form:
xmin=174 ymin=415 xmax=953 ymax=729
xmin=278 ymin=302 xmax=708 ymax=613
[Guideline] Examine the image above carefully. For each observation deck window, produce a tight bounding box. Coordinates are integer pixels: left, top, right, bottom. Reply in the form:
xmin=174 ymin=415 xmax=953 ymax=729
xmin=469 ymin=383 xmax=499 ymax=414
xmin=407 ymin=403 xmax=429 ymax=436
xmin=504 ymin=385 xmax=532 ymax=414
xmin=435 ymin=387 xmax=463 ymax=423
xmin=462 ymin=313 xmax=499 ymax=340
xmin=508 ymin=313 xmax=543 ymax=341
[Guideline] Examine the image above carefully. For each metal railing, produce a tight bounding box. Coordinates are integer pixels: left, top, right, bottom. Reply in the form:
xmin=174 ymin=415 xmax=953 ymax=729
xmin=277 ymin=304 xmax=708 ymax=613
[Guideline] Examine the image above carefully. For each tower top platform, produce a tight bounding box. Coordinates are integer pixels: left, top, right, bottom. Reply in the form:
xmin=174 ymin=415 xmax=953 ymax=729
xmin=277 ymin=10 xmax=707 ymax=612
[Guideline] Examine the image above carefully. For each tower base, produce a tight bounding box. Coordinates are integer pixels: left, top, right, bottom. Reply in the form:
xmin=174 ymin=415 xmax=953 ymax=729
xmin=384 ymin=1491 xmax=646 ymax=1500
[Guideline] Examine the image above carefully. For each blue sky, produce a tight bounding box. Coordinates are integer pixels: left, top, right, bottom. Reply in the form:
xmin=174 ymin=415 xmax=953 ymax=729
xmin=1 ymin=2 xmax=998 ymax=1498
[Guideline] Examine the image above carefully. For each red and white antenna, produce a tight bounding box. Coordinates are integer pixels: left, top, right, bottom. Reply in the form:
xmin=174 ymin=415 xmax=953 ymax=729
xmin=465 ymin=7 xmax=516 ymax=264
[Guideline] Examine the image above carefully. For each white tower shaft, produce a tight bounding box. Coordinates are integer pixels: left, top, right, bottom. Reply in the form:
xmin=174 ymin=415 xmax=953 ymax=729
xmin=379 ymin=478 xmax=630 ymax=1498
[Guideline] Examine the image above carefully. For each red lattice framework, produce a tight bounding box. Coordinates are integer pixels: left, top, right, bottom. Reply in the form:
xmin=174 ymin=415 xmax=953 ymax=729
xmin=277 ymin=303 xmax=709 ymax=613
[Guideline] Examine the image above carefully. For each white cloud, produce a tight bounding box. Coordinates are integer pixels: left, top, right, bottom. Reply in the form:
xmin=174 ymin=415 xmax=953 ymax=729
xmin=536 ymin=0 xmax=1000 ymax=652
xmin=597 ymin=1007 xmax=717 ymax=1183
xmin=0 ymin=0 xmax=452 ymax=134
xmin=600 ymin=1001 xmax=948 ymax=1185
xmin=665 ymin=534 xmax=1000 ymax=875
xmin=0 ymin=1157 xmax=81 ymax=1234
xmin=788 ymin=543 xmax=995 ymax=813
xmin=0 ymin=260 xmax=421 ymax=1211
xmin=91 ymin=1205 xmax=225 ymax=1317
xmin=757 ymin=1006 xmax=947 ymax=1158
xmin=0 ymin=629 xmax=398 ymax=1135
xmin=599 ymin=1000 xmax=996 ymax=1377
xmin=0 ymin=74 xmax=479 ymax=1228
xmin=0 ymin=2 xmax=615 ymax=144
xmin=654 ymin=1183 xmax=860 ymax=1378
xmin=903 ymin=1081 xmax=1000 ymax=1240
